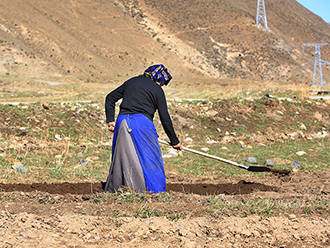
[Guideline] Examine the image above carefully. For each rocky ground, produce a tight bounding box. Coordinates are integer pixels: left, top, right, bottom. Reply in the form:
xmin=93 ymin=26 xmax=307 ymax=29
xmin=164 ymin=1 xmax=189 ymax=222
xmin=0 ymin=170 xmax=329 ymax=247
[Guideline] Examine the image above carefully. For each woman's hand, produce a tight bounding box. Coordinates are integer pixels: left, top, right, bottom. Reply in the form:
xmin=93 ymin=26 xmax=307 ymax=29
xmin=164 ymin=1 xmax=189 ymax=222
xmin=108 ymin=122 xmax=116 ymax=132
xmin=173 ymin=142 xmax=183 ymax=150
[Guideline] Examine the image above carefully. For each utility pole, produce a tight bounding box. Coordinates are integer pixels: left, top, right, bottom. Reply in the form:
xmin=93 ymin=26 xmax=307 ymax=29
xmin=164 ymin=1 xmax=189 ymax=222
xmin=256 ymin=0 xmax=268 ymax=29
xmin=302 ymin=43 xmax=330 ymax=87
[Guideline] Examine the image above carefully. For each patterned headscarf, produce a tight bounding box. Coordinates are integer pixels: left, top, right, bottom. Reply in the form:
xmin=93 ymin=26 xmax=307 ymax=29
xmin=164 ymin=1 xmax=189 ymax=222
xmin=143 ymin=64 xmax=172 ymax=86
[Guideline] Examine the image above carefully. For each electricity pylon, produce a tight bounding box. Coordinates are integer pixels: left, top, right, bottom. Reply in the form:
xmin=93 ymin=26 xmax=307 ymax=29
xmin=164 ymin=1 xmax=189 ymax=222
xmin=256 ymin=0 xmax=268 ymax=29
xmin=301 ymin=43 xmax=330 ymax=87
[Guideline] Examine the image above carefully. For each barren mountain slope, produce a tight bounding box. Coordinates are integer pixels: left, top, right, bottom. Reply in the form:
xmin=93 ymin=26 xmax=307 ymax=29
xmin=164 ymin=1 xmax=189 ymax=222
xmin=0 ymin=0 xmax=202 ymax=82
xmin=131 ymin=0 xmax=330 ymax=82
xmin=1 ymin=0 xmax=330 ymax=85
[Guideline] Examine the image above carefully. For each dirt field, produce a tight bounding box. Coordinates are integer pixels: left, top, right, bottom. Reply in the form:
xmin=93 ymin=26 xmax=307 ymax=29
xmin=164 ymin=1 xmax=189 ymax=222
xmin=0 ymin=169 xmax=329 ymax=247
xmin=1 ymin=89 xmax=330 ymax=247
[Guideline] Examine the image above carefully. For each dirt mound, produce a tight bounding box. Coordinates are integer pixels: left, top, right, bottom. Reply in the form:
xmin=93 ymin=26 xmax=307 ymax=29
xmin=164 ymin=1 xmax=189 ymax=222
xmin=0 ymin=180 xmax=278 ymax=195
xmin=167 ymin=180 xmax=278 ymax=195
xmin=0 ymin=182 xmax=103 ymax=195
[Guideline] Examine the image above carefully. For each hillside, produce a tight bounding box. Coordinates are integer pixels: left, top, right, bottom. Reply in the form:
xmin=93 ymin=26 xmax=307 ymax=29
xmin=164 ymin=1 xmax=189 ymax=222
xmin=0 ymin=0 xmax=330 ymax=86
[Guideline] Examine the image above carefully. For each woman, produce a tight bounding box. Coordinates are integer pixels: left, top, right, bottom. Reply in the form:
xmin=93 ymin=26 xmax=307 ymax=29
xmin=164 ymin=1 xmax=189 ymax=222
xmin=104 ymin=64 xmax=182 ymax=194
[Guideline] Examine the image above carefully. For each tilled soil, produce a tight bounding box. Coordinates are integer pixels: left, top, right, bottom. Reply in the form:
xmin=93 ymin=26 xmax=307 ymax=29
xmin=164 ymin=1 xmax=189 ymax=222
xmin=0 ymin=170 xmax=329 ymax=247
xmin=0 ymin=180 xmax=278 ymax=196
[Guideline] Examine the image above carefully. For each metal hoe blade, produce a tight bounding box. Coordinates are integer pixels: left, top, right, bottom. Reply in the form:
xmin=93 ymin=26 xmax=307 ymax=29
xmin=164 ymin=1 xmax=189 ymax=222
xmin=159 ymin=139 xmax=271 ymax=172
xmin=247 ymin=165 xmax=271 ymax=172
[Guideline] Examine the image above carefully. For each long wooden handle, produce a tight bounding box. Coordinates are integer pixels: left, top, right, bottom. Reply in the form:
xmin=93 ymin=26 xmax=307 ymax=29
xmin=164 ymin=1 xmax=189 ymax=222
xmin=158 ymin=139 xmax=249 ymax=170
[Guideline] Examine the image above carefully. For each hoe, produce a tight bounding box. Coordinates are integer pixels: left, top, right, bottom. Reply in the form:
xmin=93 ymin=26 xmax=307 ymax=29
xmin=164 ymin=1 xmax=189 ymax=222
xmin=159 ymin=139 xmax=290 ymax=174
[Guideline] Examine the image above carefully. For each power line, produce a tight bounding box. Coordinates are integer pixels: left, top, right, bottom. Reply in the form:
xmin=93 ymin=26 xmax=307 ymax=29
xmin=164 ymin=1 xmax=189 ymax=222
xmin=302 ymin=43 xmax=330 ymax=87
xmin=256 ymin=0 xmax=268 ymax=29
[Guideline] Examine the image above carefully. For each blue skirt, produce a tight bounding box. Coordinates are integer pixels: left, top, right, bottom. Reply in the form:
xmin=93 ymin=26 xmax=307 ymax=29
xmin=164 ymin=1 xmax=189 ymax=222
xmin=104 ymin=113 xmax=166 ymax=193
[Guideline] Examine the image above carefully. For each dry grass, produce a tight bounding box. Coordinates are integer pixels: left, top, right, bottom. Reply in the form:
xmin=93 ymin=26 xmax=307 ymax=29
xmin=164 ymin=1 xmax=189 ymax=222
xmin=2 ymin=74 xmax=330 ymax=104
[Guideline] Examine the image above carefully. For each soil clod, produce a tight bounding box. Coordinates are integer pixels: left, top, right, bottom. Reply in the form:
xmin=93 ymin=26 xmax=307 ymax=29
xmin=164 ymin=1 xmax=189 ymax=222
xmin=269 ymin=168 xmax=292 ymax=176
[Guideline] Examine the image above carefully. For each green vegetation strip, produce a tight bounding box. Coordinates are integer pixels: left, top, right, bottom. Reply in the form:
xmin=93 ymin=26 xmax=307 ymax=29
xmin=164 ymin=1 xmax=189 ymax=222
xmin=0 ymin=100 xmax=329 ymax=182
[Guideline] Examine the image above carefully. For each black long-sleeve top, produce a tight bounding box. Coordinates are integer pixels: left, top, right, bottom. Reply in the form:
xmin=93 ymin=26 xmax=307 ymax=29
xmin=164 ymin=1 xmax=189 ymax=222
xmin=105 ymin=75 xmax=180 ymax=145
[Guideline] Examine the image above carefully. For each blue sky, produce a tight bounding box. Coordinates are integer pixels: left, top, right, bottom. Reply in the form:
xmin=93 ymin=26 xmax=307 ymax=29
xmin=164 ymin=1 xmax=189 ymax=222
xmin=296 ymin=0 xmax=330 ymax=23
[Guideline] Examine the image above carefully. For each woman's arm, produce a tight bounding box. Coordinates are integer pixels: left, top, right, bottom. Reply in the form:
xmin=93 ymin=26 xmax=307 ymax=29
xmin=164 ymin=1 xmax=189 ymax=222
xmin=157 ymin=90 xmax=180 ymax=147
xmin=105 ymin=84 xmax=125 ymax=123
